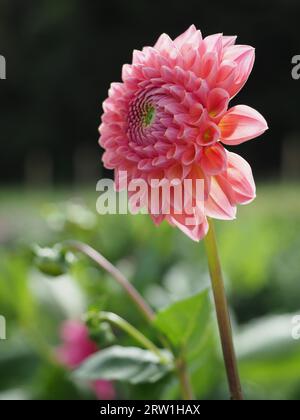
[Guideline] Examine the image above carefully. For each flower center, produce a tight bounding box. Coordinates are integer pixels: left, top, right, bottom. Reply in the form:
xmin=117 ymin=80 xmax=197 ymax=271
xmin=127 ymin=91 xmax=161 ymax=145
xmin=142 ymin=105 xmax=156 ymax=127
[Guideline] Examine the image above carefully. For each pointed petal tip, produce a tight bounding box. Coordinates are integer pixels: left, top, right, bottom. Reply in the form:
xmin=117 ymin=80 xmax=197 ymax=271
xmin=220 ymin=105 xmax=269 ymax=145
xmin=188 ymin=24 xmax=197 ymax=31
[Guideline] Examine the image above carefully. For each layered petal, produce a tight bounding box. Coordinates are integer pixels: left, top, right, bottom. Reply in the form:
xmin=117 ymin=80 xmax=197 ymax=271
xmin=222 ymin=45 xmax=255 ymax=97
xmin=167 ymin=210 xmax=209 ymax=242
xmin=174 ymin=24 xmax=202 ymax=51
xmin=207 ymin=88 xmax=230 ymax=120
xmin=205 ymin=176 xmax=237 ymax=220
xmin=219 ymin=105 xmax=268 ymax=145
xmin=201 ymin=143 xmax=227 ymax=175
xmin=99 ymin=25 xmax=268 ymax=242
xmin=226 ymin=151 xmax=256 ymax=204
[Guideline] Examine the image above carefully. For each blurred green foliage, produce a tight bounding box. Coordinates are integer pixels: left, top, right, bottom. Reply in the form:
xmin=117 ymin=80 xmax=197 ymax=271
xmin=0 ymin=183 xmax=300 ymax=400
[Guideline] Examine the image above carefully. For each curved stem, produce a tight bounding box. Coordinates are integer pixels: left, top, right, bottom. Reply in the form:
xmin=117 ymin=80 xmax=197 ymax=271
xmin=204 ymin=219 xmax=243 ymax=401
xmin=176 ymin=357 xmax=195 ymax=400
xmin=63 ymin=240 xmax=155 ymax=323
xmin=96 ymin=311 xmax=169 ymax=364
xmin=62 ymin=240 xmax=194 ymax=400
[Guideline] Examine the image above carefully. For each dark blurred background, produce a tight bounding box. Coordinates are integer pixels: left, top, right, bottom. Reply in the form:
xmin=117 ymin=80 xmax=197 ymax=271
xmin=1 ymin=0 xmax=300 ymax=186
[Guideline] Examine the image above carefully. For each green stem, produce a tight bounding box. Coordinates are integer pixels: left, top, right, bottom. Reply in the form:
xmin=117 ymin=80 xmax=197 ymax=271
xmin=176 ymin=356 xmax=195 ymax=400
xmin=96 ymin=311 xmax=168 ymax=364
xmin=204 ymin=219 xmax=243 ymax=401
xmin=63 ymin=240 xmax=155 ymax=322
xmin=63 ymin=240 xmax=194 ymax=400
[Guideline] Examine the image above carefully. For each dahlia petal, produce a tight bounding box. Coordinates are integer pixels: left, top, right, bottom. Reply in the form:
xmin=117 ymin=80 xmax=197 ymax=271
xmin=147 ymin=169 xmax=165 ymax=184
xmin=154 ymin=34 xmax=179 ymax=61
xmin=166 ymin=163 xmax=191 ymax=180
xmin=167 ymin=212 xmax=209 ymax=242
xmin=161 ymin=65 xmax=176 ymax=82
xmin=179 ymin=31 xmax=203 ymax=54
xmin=152 ymin=155 xmax=169 ymax=167
xmin=115 ymin=169 xmax=128 ymax=191
xmin=174 ymin=66 xmax=186 ymax=84
xmin=122 ymin=64 xmax=133 ymax=81
xmin=138 ymin=159 xmax=153 ymax=171
xmin=216 ymin=61 xmax=237 ymax=92
xmin=188 ymin=103 xmax=204 ymax=125
xmin=188 ymin=164 xmax=211 ymax=200
xmin=223 ymin=45 xmax=255 ymax=97
xmin=166 ymin=143 xmax=186 ymax=160
xmin=178 ymin=126 xmax=198 ymax=141
xmin=102 ymin=100 xmax=117 ymax=113
xmin=108 ymin=82 xmax=125 ymax=97
xmin=206 ymin=177 xmax=237 ymax=220
xmin=153 ymin=141 xmax=170 ymax=154
xmin=186 ymin=30 xmax=203 ymax=49
xmin=102 ymin=151 xmax=122 ymax=169
xmin=141 ymin=46 xmax=157 ymax=62
xmin=150 ymin=213 xmax=165 ymax=226
xmin=181 ymin=47 xmax=197 ymax=70
xmin=226 ymin=151 xmax=256 ymax=204
xmin=220 ymin=105 xmax=268 ymax=145
xmin=160 ymin=116 xmax=174 ymax=127
xmin=222 ymin=35 xmax=237 ymax=48
xmin=124 ymin=77 xmax=140 ymax=90
xmin=199 ymin=52 xmax=218 ymax=81
xmin=223 ymin=45 xmax=253 ymax=64
xmin=165 ymin=127 xmax=179 ymax=141
xmin=164 ymin=101 xmax=185 ymax=115
xmin=168 ymin=84 xmax=185 ymax=100
xmin=99 ymin=136 xmax=114 ymax=149
xmin=207 ymin=88 xmax=230 ymax=120
xmin=196 ymin=120 xmax=220 ymax=146
xmin=173 ymin=25 xmax=198 ymax=48
xmin=132 ymin=49 xmax=145 ymax=64
xmin=205 ymin=195 xmax=237 ymax=220
xmin=182 ymin=143 xmax=198 ymax=165
xmin=142 ymin=67 xmax=161 ymax=79
xmin=154 ymin=33 xmax=174 ymax=51
xmin=201 ymin=143 xmax=227 ymax=175
xmin=201 ymin=34 xmax=223 ymax=61
xmin=173 ymin=113 xmax=191 ymax=125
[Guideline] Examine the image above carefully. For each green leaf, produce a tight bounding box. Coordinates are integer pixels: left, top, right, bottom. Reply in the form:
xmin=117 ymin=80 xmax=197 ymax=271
xmin=75 ymin=346 xmax=173 ymax=384
xmin=153 ymin=289 xmax=211 ymax=354
xmin=0 ymin=335 xmax=38 ymax=392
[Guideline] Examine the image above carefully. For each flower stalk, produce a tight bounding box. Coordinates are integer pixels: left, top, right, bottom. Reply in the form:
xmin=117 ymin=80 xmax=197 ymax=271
xmin=63 ymin=240 xmax=155 ymax=322
xmin=94 ymin=311 xmax=169 ymax=365
xmin=176 ymin=356 xmax=195 ymax=400
xmin=204 ymin=219 xmax=243 ymax=401
xmin=63 ymin=240 xmax=194 ymax=400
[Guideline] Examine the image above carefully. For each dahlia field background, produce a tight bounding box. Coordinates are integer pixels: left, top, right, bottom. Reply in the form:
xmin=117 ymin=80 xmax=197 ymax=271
xmin=1 ymin=0 xmax=300 ymax=401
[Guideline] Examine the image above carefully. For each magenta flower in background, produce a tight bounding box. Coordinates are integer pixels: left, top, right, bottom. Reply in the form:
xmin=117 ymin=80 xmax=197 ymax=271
xmin=57 ymin=320 xmax=115 ymax=400
xmin=99 ymin=25 xmax=268 ymax=241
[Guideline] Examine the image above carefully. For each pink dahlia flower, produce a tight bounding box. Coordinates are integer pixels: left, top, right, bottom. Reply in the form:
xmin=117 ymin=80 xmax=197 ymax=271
xmin=57 ymin=320 xmax=115 ymax=400
xmin=99 ymin=25 xmax=268 ymax=241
